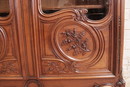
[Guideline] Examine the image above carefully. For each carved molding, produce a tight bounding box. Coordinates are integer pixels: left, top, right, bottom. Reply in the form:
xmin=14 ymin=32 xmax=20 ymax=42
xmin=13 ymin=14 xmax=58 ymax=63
xmin=0 ymin=27 xmax=7 ymax=60
xmin=0 ymin=61 xmax=19 ymax=75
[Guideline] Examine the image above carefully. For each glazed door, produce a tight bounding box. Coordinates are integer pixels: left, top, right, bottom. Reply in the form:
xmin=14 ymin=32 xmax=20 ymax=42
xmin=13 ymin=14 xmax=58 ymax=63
xmin=0 ymin=0 xmax=29 ymax=86
xmin=31 ymin=0 xmax=125 ymax=87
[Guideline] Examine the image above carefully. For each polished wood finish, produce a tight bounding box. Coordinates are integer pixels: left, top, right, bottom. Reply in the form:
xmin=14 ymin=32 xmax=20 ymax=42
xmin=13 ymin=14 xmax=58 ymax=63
xmin=0 ymin=0 xmax=125 ymax=87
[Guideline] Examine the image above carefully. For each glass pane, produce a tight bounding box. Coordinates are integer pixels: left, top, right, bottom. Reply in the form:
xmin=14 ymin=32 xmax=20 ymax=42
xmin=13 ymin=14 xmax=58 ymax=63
xmin=41 ymin=0 xmax=105 ymax=10
xmin=0 ymin=0 xmax=10 ymax=17
xmin=41 ymin=0 xmax=109 ymax=20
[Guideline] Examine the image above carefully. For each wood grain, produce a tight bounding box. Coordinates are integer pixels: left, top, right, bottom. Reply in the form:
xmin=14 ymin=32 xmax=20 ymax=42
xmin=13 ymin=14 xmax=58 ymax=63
xmin=0 ymin=0 xmax=125 ymax=87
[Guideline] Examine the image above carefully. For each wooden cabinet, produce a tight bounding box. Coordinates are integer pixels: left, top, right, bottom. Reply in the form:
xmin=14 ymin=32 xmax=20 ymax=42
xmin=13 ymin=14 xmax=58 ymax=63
xmin=0 ymin=0 xmax=125 ymax=87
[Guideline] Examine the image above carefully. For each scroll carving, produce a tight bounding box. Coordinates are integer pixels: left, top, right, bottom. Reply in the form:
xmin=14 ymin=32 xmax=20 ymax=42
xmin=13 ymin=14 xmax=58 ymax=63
xmin=42 ymin=60 xmax=72 ymax=74
xmin=74 ymin=9 xmax=88 ymax=22
xmin=0 ymin=61 xmax=19 ymax=75
xmin=60 ymin=28 xmax=90 ymax=56
xmin=42 ymin=59 xmax=94 ymax=74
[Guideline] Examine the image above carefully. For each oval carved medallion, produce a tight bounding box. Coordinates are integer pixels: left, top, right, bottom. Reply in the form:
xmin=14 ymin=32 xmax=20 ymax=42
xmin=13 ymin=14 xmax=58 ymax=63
xmin=51 ymin=20 xmax=105 ymax=67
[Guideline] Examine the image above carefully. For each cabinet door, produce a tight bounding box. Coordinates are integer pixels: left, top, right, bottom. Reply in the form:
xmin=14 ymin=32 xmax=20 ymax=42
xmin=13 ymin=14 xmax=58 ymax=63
xmin=0 ymin=0 xmax=29 ymax=87
xmin=30 ymin=0 xmax=125 ymax=87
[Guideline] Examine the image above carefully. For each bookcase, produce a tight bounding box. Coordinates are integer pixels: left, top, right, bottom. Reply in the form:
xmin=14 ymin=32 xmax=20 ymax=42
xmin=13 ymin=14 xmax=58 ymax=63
xmin=0 ymin=0 xmax=125 ymax=87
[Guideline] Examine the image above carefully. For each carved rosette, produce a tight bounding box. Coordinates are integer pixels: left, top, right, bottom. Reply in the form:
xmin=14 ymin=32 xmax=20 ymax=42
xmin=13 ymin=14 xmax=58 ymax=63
xmin=51 ymin=20 xmax=105 ymax=72
xmin=0 ymin=27 xmax=7 ymax=60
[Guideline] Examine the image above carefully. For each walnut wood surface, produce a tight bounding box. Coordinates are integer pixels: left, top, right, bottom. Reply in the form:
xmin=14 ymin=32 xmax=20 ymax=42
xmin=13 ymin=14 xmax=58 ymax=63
xmin=0 ymin=0 xmax=125 ymax=87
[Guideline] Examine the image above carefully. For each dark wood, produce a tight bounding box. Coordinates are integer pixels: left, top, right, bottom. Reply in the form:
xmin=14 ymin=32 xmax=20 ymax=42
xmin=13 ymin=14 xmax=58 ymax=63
xmin=0 ymin=0 xmax=125 ymax=87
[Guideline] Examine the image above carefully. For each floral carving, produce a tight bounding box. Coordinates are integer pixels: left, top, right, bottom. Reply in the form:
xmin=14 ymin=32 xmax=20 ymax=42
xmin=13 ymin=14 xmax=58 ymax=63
xmin=0 ymin=61 xmax=19 ymax=75
xmin=42 ymin=60 xmax=71 ymax=74
xmin=60 ymin=28 xmax=90 ymax=56
xmin=42 ymin=60 xmax=91 ymax=74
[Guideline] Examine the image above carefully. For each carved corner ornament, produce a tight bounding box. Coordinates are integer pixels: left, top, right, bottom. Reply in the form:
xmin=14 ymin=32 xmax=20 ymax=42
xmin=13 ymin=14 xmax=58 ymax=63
xmin=74 ymin=9 xmax=88 ymax=22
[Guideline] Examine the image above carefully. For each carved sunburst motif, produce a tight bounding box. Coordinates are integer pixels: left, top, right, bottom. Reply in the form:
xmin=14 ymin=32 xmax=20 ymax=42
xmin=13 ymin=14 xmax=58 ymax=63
xmin=60 ymin=28 xmax=90 ymax=56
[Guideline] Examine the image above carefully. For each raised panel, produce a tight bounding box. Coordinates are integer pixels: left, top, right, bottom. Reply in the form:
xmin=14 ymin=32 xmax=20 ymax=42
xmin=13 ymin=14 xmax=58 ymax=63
xmin=37 ymin=8 xmax=115 ymax=79
xmin=0 ymin=0 xmax=24 ymax=78
xmin=0 ymin=25 xmax=21 ymax=77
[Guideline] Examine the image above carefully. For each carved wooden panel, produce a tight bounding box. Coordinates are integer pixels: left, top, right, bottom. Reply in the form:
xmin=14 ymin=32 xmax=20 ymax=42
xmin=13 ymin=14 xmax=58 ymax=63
xmin=0 ymin=0 xmax=23 ymax=78
xmin=0 ymin=25 xmax=21 ymax=77
xmin=30 ymin=0 xmax=125 ymax=86
xmin=0 ymin=0 xmax=125 ymax=87
xmin=37 ymin=6 xmax=113 ymax=79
